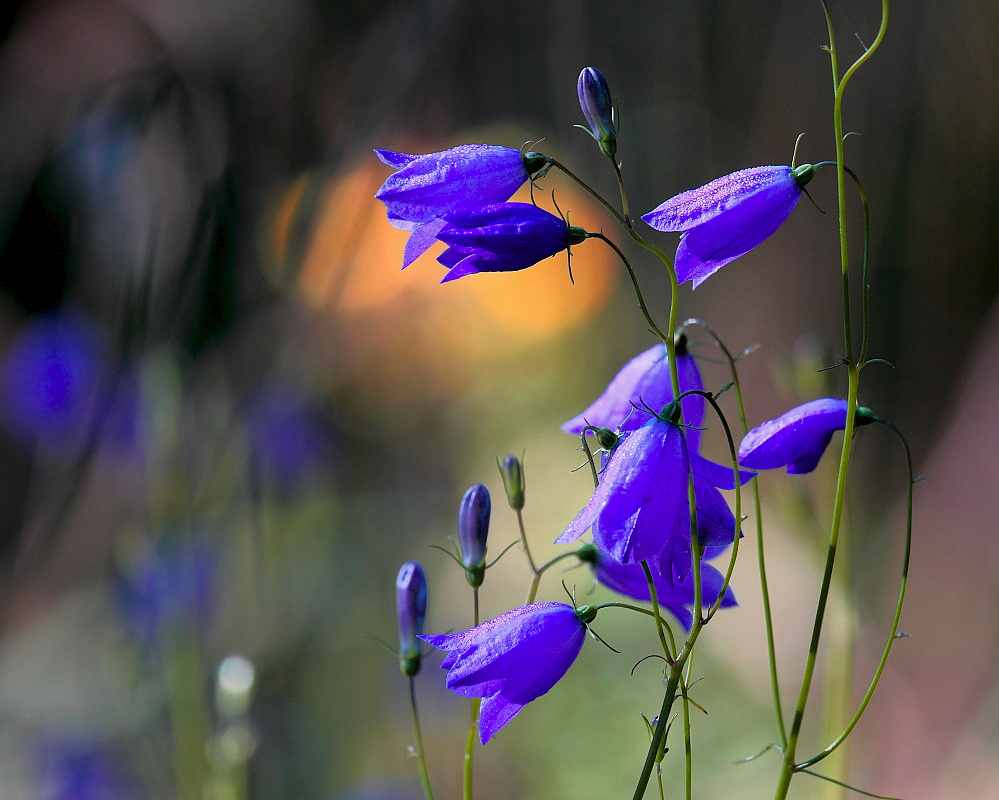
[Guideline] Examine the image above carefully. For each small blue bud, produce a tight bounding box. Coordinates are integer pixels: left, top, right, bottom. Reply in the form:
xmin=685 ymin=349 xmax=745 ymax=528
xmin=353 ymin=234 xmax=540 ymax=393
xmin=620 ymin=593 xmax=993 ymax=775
xmin=458 ymin=483 xmax=491 ymax=586
xmin=577 ymin=67 xmax=617 ymax=158
xmin=498 ymin=454 xmax=525 ymax=511
xmin=396 ymin=561 xmax=428 ymax=676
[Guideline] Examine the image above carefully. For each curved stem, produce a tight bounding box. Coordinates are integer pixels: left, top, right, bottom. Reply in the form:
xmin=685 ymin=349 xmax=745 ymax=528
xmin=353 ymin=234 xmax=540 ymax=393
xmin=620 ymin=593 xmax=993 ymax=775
xmin=642 ymin=559 xmax=677 ymax=661
xmin=589 ymin=233 xmax=671 ymax=345
xmin=516 ymin=508 xmax=543 ymax=604
xmin=545 ymin=158 xmax=626 ymax=226
xmin=681 ymin=319 xmax=787 ymax=745
xmin=612 ymin=158 xmax=633 ymax=228
xmin=409 ymin=676 xmax=435 ymax=800
xmin=796 ymin=417 xmax=913 ymax=770
xmin=772 ymin=366 xmax=860 ymax=800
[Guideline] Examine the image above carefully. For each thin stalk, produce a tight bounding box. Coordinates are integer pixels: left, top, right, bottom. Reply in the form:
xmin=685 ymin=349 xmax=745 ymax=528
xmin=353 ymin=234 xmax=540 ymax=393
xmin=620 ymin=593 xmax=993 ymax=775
xmin=796 ymin=417 xmax=913 ymax=770
xmin=684 ymin=317 xmax=789 ymax=746
xmin=409 ymin=676 xmax=435 ymax=800
xmin=517 ymin=508 xmax=543 ymax=604
xmin=772 ymin=366 xmax=860 ymax=800
xmin=463 ymin=587 xmax=481 ymax=800
xmin=588 ymin=233 xmax=670 ymax=345
xmin=642 ymin=560 xmax=677 ymax=661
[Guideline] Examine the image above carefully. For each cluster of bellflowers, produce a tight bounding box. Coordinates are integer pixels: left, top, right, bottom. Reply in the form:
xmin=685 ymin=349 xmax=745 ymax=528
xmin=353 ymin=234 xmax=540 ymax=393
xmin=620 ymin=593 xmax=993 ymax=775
xmin=380 ymin=15 xmax=914 ymax=799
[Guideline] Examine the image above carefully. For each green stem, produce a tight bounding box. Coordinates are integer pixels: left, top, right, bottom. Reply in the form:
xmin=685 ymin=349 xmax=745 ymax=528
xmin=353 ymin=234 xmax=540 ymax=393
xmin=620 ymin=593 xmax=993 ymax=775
xmin=684 ymin=317 xmax=789 ymax=747
xmin=516 ymin=508 xmax=543 ymax=604
xmin=409 ymin=676 xmax=435 ymax=800
xmin=642 ymin=560 xmax=677 ymax=661
xmin=796 ymin=418 xmax=913 ymax=770
xmin=589 ymin=233 xmax=670 ymax=345
xmin=463 ymin=587 xmax=481 ymax=800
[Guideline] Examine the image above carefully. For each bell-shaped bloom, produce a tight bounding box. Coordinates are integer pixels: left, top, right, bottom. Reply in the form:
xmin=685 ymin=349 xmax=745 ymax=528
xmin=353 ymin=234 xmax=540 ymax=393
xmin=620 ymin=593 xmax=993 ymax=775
xmin=577 ymin=542 xmax=736 ymax=630
xmin=436 ymin=202 xmax=585 ymax=283
xmin=739 ymin=398 xmax=874 ymax=475
xmin=457 ymin=483 xmax=491 ymax=586
xmin=557 ymin=414 xmax=690 ymax=566
xmin=642 ymin=164 xmax=815 ymax=288
xmin=421 ymin=602 xmax=593 ymax=743
xmin=396 ymin=561 xmax=428 ymax=676
xmin=558 ymin=410 xmax=752 ymax=581
xmin=577 ymin=67 xmax=617 ymax=157
xmin=561 ymin=338 xmax=705 ymax=450
xmin=375 ymin=145 xmax=546 ymax=268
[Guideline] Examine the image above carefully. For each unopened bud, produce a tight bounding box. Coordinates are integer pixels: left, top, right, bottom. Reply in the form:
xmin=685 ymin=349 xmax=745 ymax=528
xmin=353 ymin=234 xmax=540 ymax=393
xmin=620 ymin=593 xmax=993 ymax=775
xmin=577 ymin=67 xmax=617 ymax=158
xmin=458 ymin=484 xmax=491 ymax=586
xmin=498 ymin=454 xmax=525 ymax=511
xmin=396 ymin=561 xmax=428 ymax=676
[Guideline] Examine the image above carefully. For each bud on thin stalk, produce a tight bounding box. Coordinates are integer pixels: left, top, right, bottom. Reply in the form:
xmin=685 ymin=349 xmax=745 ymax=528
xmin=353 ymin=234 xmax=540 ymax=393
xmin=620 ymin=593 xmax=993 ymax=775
xmin=457 ymin=483 xmax=491 ymax=587
xmin=396 ymin=561 xmax=428 ymax=677
xmin=498 ymin=454 xmax=525 ymax=511
xmin=577 ymin=67 xmax=618 ymax=159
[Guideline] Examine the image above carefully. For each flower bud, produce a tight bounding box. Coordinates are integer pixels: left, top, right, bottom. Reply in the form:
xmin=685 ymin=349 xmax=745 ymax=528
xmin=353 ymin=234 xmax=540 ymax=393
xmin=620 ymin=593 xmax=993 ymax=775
xmin=498 ymin=454 xmax=525 ymax=511
xmin=577 ymin=67 xmax=617 ymax=158
xmin=396 ymin=561 xmax=428 ymax=676
xmin=458 ymin=483 xmax=491 ymax=586
xmin=592 ymin=426 xmax=619 ymax=452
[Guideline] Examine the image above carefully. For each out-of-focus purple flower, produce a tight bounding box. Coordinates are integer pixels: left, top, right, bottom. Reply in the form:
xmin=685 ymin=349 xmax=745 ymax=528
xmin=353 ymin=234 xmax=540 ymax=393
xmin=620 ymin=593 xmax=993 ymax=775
xmin=739 ymin=398 xmax=874 ymax=475
xmin=247 ymin=386 xmax=329 ymax=487
xmin=0 ymin=314 xmax=102 ymax=443
xmin=577 ymin=542 xmax=736 ymax=630
xmin=374 ymin=145 xmax=547 ymax=268
xmin=37 ymin=739 xmax=131 ymax=800
xmin=561 ymin=336 xmax=705 ymax=449
xmin=396 ymin=561 xmax=428 ymax=676
xmin=116 ymin=540 xmax=215 ymax=644
xmin=421 ymin=602 xmax=593 ymax=743
xmin=457 ymin=484 xmax=490 ymax=586
xmin=577 ymin=67 xmax=617 ymax=158
xmin=642 ymin=164 xmax=815 ymax=288
xmin=435 ymin=202 xmax=586 ymax=282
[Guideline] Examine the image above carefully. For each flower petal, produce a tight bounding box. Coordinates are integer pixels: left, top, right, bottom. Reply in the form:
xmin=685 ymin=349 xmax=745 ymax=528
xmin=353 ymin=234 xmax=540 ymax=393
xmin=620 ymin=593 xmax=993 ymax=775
xmin=642 ymin=166 xmax=794 ymax=232
xmin=402 ymin=218 xmax=448 ymax=269
xmin=739 ymin=398 xmax=848 ymax=474
xmin=478 ymin=693 xmax=525 ymax=744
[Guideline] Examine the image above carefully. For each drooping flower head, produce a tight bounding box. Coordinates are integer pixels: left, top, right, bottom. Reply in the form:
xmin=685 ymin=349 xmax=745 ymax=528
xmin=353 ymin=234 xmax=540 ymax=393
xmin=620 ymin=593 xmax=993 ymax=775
xmin=557 ymin=403 xmax=690 ymax=566
xmin=436 ymin=202 xmax=586 ymax=282
xmin=642 ymin=164 xmax=815 ymax=288
xmin=421 ymin=602 xmax=594 ymax=743
xmin=576 ymin=542 xmax=737 ymax=630
xmin=396 ymin=561 xmax=428 ymax=676
xmin=561 ymin=335 xmax=705 ymax=450
xmin=457 ymin=483 xmax=491 ymax=586
xmin=374 ymin=145 xmax=548 ymax=268
xmin=559 ymin=400 xmax=752 ymax=582
xmin=739 ymin=398 xmax=875 ymax=475
xmin=577 ymin=67 xmax=617 ymax=158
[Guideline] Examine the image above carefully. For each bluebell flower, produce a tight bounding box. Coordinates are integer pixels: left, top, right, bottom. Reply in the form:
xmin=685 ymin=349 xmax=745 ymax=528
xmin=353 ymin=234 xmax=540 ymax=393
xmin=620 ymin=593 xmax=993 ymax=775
xmin=396 ymin=561 xmax=428 ymax=676
xmin=375 ymin=145 xmax=547 ymax=268
xmin=739 ymin=398 xmax=874 ymax=474
xmin=642 ymin=164 xmax=815 ymax=288
xmin=577 ymin=542 xmax=737 ymax=630
xmin=421 ymin=602 xmax=594 ymax=743
xmin=558 ymin=407 xmax=751 ymax=581
xmin=115 ymin=540 xmax=215 ymax=645
xmin=436 ymin=202 xmax=586 ymax=282
xmin=561 ymin=336 xmax=705 ymax=449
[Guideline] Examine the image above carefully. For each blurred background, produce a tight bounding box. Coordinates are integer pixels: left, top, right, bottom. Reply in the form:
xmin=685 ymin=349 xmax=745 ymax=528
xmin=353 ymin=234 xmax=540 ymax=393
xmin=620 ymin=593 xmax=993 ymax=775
xmin=0 ymin=0 xmax=996 ymax=798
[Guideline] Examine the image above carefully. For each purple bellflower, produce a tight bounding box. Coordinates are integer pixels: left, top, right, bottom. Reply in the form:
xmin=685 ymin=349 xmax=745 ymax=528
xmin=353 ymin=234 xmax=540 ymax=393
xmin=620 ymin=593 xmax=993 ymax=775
xmin=421 ymin=602 xmax=595 ymax=743
xmin=558 ymin=403 xmax=752 ymax=581
xmin=396 ymin=561 xmax=428 ymax=677
xmin=739 ymin=398 xmax=875 ymax=475
xmin=561 ymin=335 xmax=705 ymax=450
xmin=577 ymin=542 xmax=736 ymax=630
xmin=436 ymin=202 xmax=587 ymax=282
xmin=457 ymin=483 xmax=491 ymax=586
xmin=375 ymin=145 xmax=548 ymax=268
xmin=642 ymin=164 xmax=815 ymax=288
